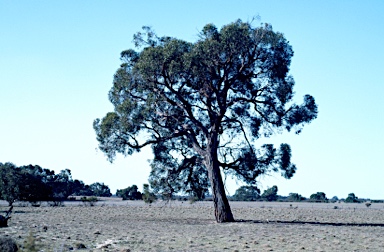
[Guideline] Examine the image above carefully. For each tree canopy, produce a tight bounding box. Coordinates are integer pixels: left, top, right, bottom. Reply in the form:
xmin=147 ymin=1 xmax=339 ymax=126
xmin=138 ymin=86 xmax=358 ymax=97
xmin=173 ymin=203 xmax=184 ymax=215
xmin=116 ymin=184 xmax=142 ymax=200
xmin=287 ymin=192 xmax=305 ymax=202
xmin=261 ymin=185 xmax=279 ymax=201
xmin=309 ymin=192 xmax=328 ymax=202
xmin=232 ymin=185 xmax=260 ymax=201
xmin=94 ymin=19 xmax=318 ymax=222
xmin=345 ymin=193 xmax=359 ymax=203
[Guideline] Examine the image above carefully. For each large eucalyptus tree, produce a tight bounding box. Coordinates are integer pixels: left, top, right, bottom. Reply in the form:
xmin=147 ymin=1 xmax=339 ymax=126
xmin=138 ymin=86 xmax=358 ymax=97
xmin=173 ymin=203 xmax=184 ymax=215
xmin=94 ymin=19 xmax=317 ymax=222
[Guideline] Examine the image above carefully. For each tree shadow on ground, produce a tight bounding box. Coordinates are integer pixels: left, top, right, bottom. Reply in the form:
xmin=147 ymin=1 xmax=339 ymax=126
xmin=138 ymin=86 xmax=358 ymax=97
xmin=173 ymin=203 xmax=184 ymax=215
xmin=236 ymin=219 xmax=384 ymax=227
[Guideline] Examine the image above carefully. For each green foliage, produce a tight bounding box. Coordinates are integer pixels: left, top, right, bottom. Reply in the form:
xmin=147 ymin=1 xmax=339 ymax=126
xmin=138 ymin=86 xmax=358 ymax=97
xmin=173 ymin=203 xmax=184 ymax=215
xmin=309 ymin=192 xmax=328 ymax=202
xmin=345 ymin=193 xmax=359 ymax=203
xmin=0 ymin=163 xmax=53 ymax=205
xmin=0 ymin=163 xmax=113 ymax=205
xmin=142 ymin=184 xmax=157 ymax=204
xmin=232 ymin=186 xmax=260 ymax=201
xmin=116 ymin=185 xmax=142 ymax=200
xmin=149 ymin=144 xmax=209 ymax=200
xmin=94 ymin=19 xmax=317 ymax=181
xmin=69 ymin=182 xmax=113 ymax=197
xmin=88 ymin=182 xmax=112 ymax=197
xmin=0 ymin=236 xmax=18 ymax=252
xmin=18 ymin=165 xmax=53 ymax=203
xmin=261 ymin=185 xmax=278 ymax=201
xmin=94 ymin=19 xmax=318 ymax=221
xmin=0 ymin=163 xmax=23 ymax=205
xmin=287 ymin=193 xmax=305 ymax=202
xmin=46 ymin=168 xmax=73 ymax=200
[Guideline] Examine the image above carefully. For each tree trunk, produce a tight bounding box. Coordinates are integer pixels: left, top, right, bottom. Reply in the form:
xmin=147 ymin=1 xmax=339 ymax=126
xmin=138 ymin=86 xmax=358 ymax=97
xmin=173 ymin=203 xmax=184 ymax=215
xmin=205 ymin=135 xmax=234 ymax=223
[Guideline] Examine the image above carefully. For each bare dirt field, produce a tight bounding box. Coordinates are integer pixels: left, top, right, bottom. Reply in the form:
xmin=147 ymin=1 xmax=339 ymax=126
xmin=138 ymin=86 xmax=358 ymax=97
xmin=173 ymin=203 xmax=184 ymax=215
xmin=1 ymin=199 xmax=384 ymax=251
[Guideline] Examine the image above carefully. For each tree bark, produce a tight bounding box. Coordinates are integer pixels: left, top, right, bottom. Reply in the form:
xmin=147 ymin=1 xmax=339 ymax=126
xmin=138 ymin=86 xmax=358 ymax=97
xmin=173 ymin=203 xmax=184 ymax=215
xmin=205 ymin=134 xmax=235 ymax=223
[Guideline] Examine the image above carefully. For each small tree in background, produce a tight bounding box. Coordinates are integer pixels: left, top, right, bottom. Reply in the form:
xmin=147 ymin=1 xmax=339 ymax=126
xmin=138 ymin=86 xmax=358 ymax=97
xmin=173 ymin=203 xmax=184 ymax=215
xmin=329 ymin=196 xmax=339 ymax=203
xmin=232 ymin=186 xmax=260 ymax=201
xmin=88 ymin=182 xmax=112 ymax=197
xmin=345 ymin=193 xmax=359 ymax=203
xmin=261 ymin=185 xmax=278 ymax=201
xmin=116 ymin=185 xmax=142 ymax=200
xmin=309 ymin=192 xmax=328 ymax=202
xmin=48 ymin=169 xmax=73 ymax=200
xmin=287 ymin=192 xmax=305 ymax=202
xmin=0 ymin=163 xmax=24 ymax=205
xmin=69 ymin=179 xmax=88 ymax=196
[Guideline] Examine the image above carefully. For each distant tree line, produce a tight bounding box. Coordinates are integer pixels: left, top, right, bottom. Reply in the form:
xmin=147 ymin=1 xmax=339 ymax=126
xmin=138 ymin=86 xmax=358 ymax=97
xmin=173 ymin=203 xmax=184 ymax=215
xmin=114 ymin=184 xmax=381 ymax=204
xmin=230 ymin=185 xmax=378 ymax=203
xmin=1 ymin=162 xmax=378 ymax=206
xmin=116 ymin=184 xmax=379 ymax=203
xmin=0 ymin=162 xmax=111 ymax=205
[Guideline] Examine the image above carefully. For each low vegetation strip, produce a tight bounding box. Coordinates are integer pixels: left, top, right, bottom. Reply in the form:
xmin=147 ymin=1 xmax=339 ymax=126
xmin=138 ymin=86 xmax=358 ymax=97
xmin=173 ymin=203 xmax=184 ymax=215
xmin=1 ymin=201 xmax=384 ymax=251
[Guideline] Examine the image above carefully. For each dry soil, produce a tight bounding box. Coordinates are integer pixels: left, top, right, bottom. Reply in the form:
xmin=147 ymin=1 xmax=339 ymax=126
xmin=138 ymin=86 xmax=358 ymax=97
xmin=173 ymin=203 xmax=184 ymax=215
xmin=1 ymin=199 xmax=384 ymax=251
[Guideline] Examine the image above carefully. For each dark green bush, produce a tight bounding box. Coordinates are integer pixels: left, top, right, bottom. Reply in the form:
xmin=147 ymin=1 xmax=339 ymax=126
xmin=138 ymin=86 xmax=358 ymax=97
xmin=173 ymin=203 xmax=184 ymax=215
xmin=116 ymin=185 xmax=142 ymax=200
xmin=0 ymin=236 xmax=18 ymax=252
xmin=309 ymin=192 xmax=328 ymax=202
xmin=261 ymin=186 xmax=278 ymax=201
xmin=345 ymin=193 xmax=359 ymax=203
xmin=286 ymin=193 xmax=305 ymax=202
xmin=232 ymin=186 xmax=260 ymax=201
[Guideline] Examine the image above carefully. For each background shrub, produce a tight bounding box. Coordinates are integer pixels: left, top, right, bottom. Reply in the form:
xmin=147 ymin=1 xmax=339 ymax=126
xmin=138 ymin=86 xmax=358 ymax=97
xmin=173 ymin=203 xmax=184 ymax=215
xmin=116 ymin=185 xmax=142 ymax=200
xmin=0 ymin=236 xmax=18 ymax=252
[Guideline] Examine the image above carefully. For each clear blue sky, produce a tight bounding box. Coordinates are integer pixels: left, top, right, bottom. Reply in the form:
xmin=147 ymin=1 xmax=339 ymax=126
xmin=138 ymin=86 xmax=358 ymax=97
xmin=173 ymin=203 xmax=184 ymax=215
xmin=1 ymin=1 xmax=383 ymax=199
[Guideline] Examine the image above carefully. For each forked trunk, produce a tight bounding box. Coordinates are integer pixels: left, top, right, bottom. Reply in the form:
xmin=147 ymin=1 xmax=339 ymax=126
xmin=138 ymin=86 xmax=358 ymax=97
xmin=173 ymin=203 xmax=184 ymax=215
xmin=205 ymin=140 xmax=234 ymax=223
